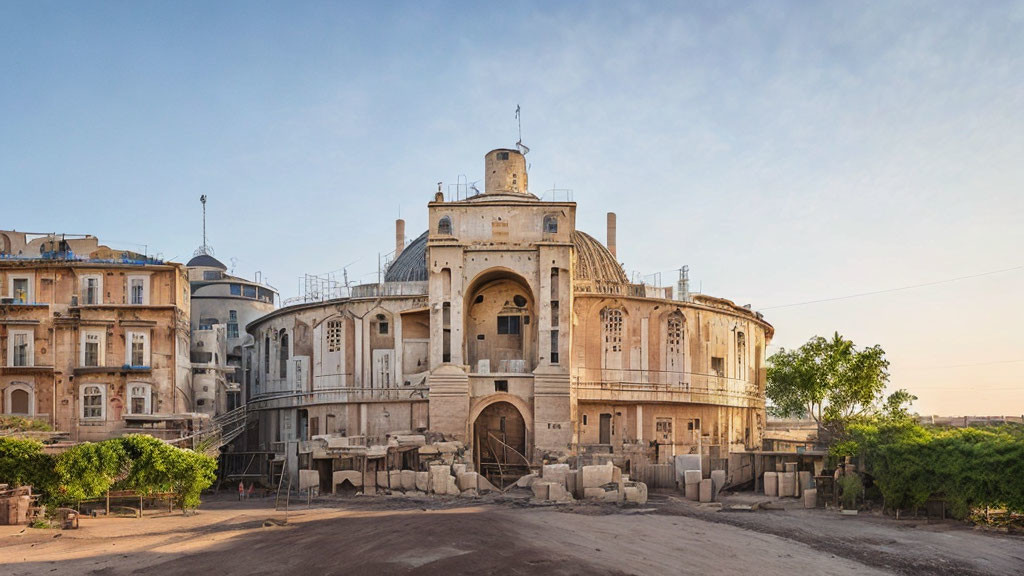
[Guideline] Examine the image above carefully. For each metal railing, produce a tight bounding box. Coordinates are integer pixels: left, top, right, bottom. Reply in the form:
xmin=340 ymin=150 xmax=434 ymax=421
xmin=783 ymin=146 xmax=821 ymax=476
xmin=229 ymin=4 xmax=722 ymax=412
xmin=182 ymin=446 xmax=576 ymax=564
xmin=572 ymin=368 xmax=760 ymax=399
xmin=247 ymin=386 xmax=429 ymax=411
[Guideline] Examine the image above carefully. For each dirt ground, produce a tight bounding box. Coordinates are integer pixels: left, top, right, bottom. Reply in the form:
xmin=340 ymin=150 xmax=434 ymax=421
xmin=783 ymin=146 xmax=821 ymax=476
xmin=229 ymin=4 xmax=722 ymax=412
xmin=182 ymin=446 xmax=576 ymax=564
xmin=1 ymin=491 xmax=1021 ymax=576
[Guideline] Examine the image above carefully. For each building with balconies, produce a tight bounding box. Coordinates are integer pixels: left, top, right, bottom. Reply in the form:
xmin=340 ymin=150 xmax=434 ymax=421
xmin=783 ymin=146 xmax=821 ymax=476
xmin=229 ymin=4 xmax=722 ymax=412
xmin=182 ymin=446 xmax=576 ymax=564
xmin=0 ymin=231 xmax=195 ymax=441
xmin=244 ymin=147 xmax=773 ymax=486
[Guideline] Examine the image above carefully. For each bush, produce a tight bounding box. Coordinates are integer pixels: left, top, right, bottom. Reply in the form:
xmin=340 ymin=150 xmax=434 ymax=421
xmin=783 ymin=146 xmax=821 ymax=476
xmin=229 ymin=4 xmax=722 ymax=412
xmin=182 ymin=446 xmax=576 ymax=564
xmin=837 ymin=474 xmax=863 ymax=509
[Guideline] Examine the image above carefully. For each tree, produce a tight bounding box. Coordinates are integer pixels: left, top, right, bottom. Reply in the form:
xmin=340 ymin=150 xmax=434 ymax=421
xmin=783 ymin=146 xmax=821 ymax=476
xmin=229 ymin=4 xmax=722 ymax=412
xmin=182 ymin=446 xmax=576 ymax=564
xmin=766 ymin=332 xmax=892 ymax=436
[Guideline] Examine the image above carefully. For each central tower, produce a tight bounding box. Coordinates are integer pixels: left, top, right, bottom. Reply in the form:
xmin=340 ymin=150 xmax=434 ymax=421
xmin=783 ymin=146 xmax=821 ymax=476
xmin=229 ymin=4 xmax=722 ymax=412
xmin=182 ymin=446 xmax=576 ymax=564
xmin=483 ymin=148 xmax=529 ymax=196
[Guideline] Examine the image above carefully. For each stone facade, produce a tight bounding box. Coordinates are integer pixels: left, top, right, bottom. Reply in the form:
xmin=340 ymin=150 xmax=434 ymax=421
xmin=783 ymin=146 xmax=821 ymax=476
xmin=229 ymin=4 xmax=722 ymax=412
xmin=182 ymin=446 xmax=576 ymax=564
xmin=245 ymin=147 xmax=773 ymax=484
xmin=0 ymin=231 xmax=193 ymax=441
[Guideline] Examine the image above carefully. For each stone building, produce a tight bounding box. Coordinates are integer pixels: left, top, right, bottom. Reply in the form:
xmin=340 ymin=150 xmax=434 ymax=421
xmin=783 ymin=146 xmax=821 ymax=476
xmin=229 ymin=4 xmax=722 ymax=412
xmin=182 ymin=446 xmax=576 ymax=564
xmin=0 ymin=231 xmax=194 ymax=441
xmin=187 ymin=253 xmax=276 ymax=416
xmin=244 ymin=147 xmax=773 ymax=485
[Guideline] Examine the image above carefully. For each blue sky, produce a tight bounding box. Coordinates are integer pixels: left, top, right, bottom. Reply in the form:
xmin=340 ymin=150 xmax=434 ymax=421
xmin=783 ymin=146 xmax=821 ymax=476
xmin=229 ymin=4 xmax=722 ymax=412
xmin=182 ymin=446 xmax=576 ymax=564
xmin=2 ymin=1 xmax=1023 ymax=415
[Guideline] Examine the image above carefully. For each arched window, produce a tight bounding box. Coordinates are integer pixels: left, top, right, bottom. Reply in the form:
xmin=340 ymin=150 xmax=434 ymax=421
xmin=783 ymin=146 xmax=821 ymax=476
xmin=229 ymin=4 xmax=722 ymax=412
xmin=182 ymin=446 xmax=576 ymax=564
xmin=264 ymin=335 xmax=271 ymax=375
xmin=80 ymin=384 xmax=106 ymax=420
xmin=666 ymin=312 xmax=685 ymax=376
xmin=4 ymin=382 xmax=34 ymax=416
xmin=736 ymin=331 xmax=746 ymax=378
xmin=279 ymin=330 xmax=289 ymax=379
xmin=543 ymin=214 xmax=558 ymax=234
xmin=601 ymin=308 xmax=624 ymax=370
xmin=128 ymin=382 xmax=152 ymax=415
xmin=437 ymin=216 xmax=452 ymax=236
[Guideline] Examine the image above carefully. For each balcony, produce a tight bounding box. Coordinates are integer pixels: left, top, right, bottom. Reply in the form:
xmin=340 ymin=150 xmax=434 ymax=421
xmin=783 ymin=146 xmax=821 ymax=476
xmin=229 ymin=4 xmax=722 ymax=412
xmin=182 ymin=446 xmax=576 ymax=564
xmin=247 ymin=386 xmax=429 ymax=411
xmin=1 ymin=364 xmax=55 ymax=374
xmin=573 ymin=368 xmax=761 ymax=408
xmin=73 ymin=364 xmax=152 ymax=375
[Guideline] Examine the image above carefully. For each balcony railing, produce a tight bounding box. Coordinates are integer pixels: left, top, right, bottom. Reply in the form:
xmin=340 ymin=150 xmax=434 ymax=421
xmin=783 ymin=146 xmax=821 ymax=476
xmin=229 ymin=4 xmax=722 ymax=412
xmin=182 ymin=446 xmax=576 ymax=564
xmin=247 ymin=386 xmax=429 ymax=411
xmin=572 ymin=368 xmax=760 ymax=404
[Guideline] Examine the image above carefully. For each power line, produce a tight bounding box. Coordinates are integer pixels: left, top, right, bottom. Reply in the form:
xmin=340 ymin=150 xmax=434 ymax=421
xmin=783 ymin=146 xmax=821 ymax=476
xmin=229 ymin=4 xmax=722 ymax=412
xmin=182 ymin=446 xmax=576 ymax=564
xmin=760 ymin=264 xmax=1024 ymax=311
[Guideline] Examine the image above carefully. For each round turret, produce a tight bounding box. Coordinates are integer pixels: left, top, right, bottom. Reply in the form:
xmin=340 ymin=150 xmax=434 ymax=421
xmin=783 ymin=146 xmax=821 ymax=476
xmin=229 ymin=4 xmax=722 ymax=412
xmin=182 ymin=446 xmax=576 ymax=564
xmin=484 ymin=149 xmax=528 ymax=195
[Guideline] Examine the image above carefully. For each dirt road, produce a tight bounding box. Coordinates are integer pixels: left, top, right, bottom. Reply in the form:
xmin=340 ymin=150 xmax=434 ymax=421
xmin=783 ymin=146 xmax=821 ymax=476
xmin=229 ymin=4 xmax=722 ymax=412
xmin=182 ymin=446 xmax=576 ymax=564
xmin=0 ymin=494 xmax=1020 ymax=575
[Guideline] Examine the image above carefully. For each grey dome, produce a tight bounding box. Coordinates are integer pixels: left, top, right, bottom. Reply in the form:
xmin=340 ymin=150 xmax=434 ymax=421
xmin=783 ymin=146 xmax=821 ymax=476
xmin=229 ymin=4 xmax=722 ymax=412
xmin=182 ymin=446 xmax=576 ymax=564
xmin=187 ymin=254 xmax=227 ymax=269
xmin=384 ymin=231 xmax=428 ymax=282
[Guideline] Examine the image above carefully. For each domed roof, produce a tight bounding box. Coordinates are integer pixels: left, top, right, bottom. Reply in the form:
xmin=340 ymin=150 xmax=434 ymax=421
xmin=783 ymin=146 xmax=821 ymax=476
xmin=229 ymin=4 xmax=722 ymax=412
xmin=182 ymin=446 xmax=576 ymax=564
xmin=572 ymin=231 xmax=627 ymax=285
xmin=384 ymin=231 xmax=429 ymax=282
xmin=187 ymin=254 xmax=227 ymax=269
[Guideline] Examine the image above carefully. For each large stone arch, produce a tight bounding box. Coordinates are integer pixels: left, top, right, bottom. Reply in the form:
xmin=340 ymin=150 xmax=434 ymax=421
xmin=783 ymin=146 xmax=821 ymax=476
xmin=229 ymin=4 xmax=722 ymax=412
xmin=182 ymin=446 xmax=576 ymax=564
xmin=463 ymin=268 xmax=537 ymax=374
xmin=469 ymin=393 xmax=534 ymax=483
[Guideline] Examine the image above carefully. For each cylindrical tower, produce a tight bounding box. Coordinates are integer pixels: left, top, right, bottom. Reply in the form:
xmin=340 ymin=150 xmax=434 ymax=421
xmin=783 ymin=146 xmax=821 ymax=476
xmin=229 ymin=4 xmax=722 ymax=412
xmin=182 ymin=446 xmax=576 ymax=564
xmin=484 ymin=149 xmax=528 ymax=195
xmin=395 ymin=219 xmax=406 ymax=257
xmin=607 ymin=212 xmax=617 ymax=258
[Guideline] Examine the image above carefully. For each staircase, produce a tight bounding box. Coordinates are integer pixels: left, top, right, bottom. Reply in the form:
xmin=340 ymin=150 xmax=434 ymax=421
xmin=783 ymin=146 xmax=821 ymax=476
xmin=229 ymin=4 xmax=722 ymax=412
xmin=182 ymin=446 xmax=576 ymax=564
xmin=169 ymin=405 xmax=249 ymax=456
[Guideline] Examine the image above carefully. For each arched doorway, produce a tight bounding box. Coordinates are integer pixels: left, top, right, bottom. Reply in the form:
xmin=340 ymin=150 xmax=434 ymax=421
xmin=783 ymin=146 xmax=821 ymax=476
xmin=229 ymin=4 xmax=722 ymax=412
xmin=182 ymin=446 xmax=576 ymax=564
xmin=473 ymin=401 xmax=528 ymax=487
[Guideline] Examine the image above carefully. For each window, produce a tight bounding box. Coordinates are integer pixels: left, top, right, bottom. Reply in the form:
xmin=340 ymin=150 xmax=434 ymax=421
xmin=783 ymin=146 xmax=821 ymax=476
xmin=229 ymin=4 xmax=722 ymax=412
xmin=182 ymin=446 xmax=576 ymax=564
xmin=551 ymin=301 xmax=559 ymax=327
xmin=583 ymin=414 xmax=588 ymax=426
xmin=378 ymin=321 xmax=389 ymax=335
xmin=227 ymin=310 xmax=239 ymax=339
xmin=203 ymin=270 xmax=222 ymax=281
xmin=279 ymin=331 xmax=289 ymax=379
xmin=494 ymin=380 xmax=509 ymax=393
xmin=437 ymin=216 xmax=452 ymax=236
xmin=198 ymin=318 xmax=217 ymax=330
xmin=230 ymin=284 xmax=241 ymax=296
xmin=543 ymin=214 xmax=558 ymax=234
xmin=497 ymin=151 xmax=509 ymax=160
xmin=128 ymin=383 xmax=151 ymax=415
xmin=4 ymin=383 xmax=34 ymax=416
xmin=736 ymin=331 xmax=746 ymax=377
xmin=9 ymin=330 xmax=32 ymax=367
xmin=243 ymin=285 xmax=257 ymax=298
xmin=656 ymin=418 xmax=673 ymax=434
xmin=80 ymin=384 xmax=106 ymax=420
xmin=81 ymin=275 xmax=102 ymax=305
xmin=11 ymin=277 xmax=30 ymax=303
xmin=602 ymin=308 xmax=623 ymax=352
xmin=711 ymin=357 xmax=725 ymax=377
xmin=127 ymin=331 xmax=148 ymax=367
xmin=497 ymin=315 xmax=521 ymax=335
xmin=264 ymin=335 xmax=271 ymax=374
xmin=128 ymin=275 xmax=148 ymax=305
xmin=326 ymin=320 xmax=343 ymax=352
xmin=82 ymin=331 xmax=104 ymax=367
xmin=550 ymin=330 xmax=559 ymax=364
xmin=666 ymin=312 xmax=685 ymax=373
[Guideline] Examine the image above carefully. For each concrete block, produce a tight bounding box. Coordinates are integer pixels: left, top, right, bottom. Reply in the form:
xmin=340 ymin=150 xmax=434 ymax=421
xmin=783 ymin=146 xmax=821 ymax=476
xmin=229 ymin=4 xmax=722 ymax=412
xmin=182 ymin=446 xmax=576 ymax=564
xmin=684 ymin=470 xmax=702 ymax=485
xmin=394 ymin=434 xmax=426 ymax=446
xmin=418 ymin=444 xmax=440 ymax=456
xmin=566 ymin=470 xmax=578 ymax=496
xmin=515 ymin=472 xmax=538 ymax=488
xmin=446 ymin=475 xmax=459 ymax=496
xmin=457 ymin=472 xmax=479 ymax=492
xmin=415 ymin=471 xmax=430 ymax=492
xmin=459 ymin=489 xmax=478 ymax=498
xmin=390 ymin=470 xmax=403 ymax=490
xmin=332 ymin=470 xmax=363 ymax=493
xmin=779 ymin=472 xmax=796 ymax=498
xmin=543 ymin=463 xmax=570 ymax=486
xmin=452 ymin=463 xmax=467 ymax=477
xmin=798 ymin=471 xmax=813 ymax=494
xmin=401 ymin=470 xmax=417 ymax=491
xmin=582 ymin=464 xmax=615 ymax=489
xmin=376 ymin=471 xmax=389 ymax=488
xmin=763 ymin=472 xmax=778 ymax=497
xmin=699 ymin=478 xmax=714 ymax=503
xmin=583 ymin=487 xmax=606 ymax=500
xmin=784 ymin=462 xmax=798 ymax=474
xmin=362 ymin=484 xmax=376 ymax=496
xmin=547 ymin=482 xmax=573 ymax=502
xmin=675 ymin=454 xmax=701 ymax=483
xmin=684 ymin=481 xmax=699 ymax=501
xmin=803 ymin=488 xmax=817 ymax=509
xmin=436 ymin=441 xmax=460 ymax=453
xmin=710 ymin=470 xmax=727 ymax=499
xmin=430 ymin=465 xmax=450 ymax=494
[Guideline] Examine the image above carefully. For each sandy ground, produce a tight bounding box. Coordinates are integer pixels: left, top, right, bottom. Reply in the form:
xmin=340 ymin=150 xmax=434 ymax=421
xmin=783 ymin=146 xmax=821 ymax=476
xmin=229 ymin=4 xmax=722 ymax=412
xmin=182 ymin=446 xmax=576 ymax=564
xmin=1 ymin=493 xmax=1021 ymax=576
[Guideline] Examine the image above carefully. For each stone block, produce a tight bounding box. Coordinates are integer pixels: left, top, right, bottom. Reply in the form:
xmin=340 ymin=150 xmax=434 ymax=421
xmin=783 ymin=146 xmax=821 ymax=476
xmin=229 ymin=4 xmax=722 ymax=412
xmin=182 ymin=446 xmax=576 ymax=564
xmin=477 ymin=475 xmax=499 ymax=493
xmin=430 ymin=465 xmax=450 ymax=495
xmin=699 ymin=479 xmax=714 ymax=503
xmin=332 ymin=470 xmax=363 ymax=493
xmin=436 ymin=442 xmax=460 ymax=454
xmin=459 ymin=489 xmax=478 ymax=498
xmin=684 ymin=470 xmax=702 ymax=485
xmin=401 ymin=470 xmax=417 ymax=491
xmin=390 ymin=470 xmax=403 ymax=490
xmin=394 ymin=434 xmax=426 ymax=446
xmin=532 ymin=482 xmax=550 ymax=500
xmin=515 ymin=472 xmax=538 ymax=488
xmin=416 ymin=471 xmax=430 ymax=492
xmin=446 ymin=475 xmax=459 ymax=496
xmin=763 ymin=472 xmax=778 ymax=497
xmin=779 ymin=472 xmax=796 ymax=498
xmin=684 ymin=481 xmax=699 ymax=501
xmin=624 ymin=486 xmax=640 ymax=503
xmin=710 ymin=470 xmax=726 ymax=499
xmin=376 ymin=471 xmax=389 ymax=488
xmin=418 ymin=444 xmax=440 ymax=456
xmin=452 ymin=463 xmax=467 ymax=477
xmin=457 ymin=472 xmax=479 ymax=492
xmin=803 ymin=488 xmax=817 ymax=509
xmin=543 ymin=463 xmax=570 ymax=487
xmin=798 ymin=471 xmax=813 ymax=494
xmin=547 ymin=482 xmax=573 ymax=502
xmin=784 ymin=462 xmax=798 ymax=474
xmin=582 ymin=463 xmax=615 ymax=489
xmin=583 ymin=487 xmax=606 ymax=500
xmin=675 ymin=454 xmax=701 ymax=483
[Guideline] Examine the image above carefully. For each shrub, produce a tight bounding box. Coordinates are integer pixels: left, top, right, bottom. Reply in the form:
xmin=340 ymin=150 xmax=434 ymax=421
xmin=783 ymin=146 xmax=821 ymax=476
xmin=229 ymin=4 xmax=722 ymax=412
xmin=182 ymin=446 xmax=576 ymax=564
xmin=837 ymin=474 xmax=863 ymax=509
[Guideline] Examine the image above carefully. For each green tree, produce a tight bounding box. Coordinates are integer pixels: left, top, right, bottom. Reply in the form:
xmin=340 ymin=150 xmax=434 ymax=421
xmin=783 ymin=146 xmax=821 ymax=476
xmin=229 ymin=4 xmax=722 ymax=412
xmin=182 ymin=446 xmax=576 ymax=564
xmin=766 ymin=332 xmax=892 ymax=436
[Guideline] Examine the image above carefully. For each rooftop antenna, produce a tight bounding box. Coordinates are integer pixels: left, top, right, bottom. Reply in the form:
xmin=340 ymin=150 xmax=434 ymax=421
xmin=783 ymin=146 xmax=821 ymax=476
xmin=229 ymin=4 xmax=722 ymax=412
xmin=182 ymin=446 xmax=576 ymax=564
xmin=515 ymin=105 xmax=530 ymax=156
xmin=193 ymin=195 xmax=215 ymax=257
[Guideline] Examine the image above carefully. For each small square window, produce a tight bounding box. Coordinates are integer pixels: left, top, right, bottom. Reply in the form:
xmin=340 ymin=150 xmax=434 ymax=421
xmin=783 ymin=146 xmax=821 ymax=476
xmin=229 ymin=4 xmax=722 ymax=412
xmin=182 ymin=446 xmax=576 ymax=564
xmin=497 ymin=152 xmax=509 ymax=160
xmin=230 ymin=284 xmax=241 ymax=296
xmin=378 ymin=322 xmax=389 ymax=335
xmin=494 ymin=380 xmax=508 ymax=393
xmin=497 ymin=316 xmax=521 ymax=335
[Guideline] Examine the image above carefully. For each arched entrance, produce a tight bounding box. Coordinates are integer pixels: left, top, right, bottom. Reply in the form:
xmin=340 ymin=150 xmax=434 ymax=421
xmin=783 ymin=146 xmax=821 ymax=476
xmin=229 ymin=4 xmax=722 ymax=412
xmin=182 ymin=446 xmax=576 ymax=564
xmin=473 ymin=400 xmax=528 ymax=487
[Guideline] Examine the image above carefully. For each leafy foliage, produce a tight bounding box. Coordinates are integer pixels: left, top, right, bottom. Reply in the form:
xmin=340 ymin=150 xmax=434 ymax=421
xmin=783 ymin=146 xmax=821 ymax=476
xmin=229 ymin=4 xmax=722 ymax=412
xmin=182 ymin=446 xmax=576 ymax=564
xmin=0 ymin=435 xmax=217 ymax=510
xmin=847 ymin=420 xmax=1024 ymax=518
xmin=0 ymin=416 xmax=53 ymax=432
xmin=837 ymin=473 xmax=863 ymax=509
xmin=767 ymin=333 xmax=892 ymax=435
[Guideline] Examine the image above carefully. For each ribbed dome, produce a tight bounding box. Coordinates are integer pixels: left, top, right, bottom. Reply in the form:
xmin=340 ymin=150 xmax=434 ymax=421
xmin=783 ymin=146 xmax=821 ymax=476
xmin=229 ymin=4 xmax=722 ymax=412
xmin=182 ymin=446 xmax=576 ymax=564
xmin=187 ymin=254 xmax=227 ymax=269
xmin=572 ymin=231 xmax=627 ymax=285
xmin=384 ymin=231 xmax=428 ymax=282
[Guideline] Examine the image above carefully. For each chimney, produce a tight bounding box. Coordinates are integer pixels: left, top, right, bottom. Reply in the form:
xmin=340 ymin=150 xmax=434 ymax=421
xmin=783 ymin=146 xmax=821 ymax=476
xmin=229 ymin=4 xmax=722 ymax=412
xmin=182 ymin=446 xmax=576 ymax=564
xmin=395 ymin=219 xmax=406 ymax=258
xmin=606 ymin=212 xmax=617 ymax=258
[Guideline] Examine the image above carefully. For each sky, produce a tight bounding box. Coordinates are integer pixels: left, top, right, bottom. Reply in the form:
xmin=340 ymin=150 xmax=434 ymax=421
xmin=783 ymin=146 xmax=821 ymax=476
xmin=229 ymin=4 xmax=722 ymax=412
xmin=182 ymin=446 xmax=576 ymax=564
xmin=2 ymin=1 xmax=1022 ymax=416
